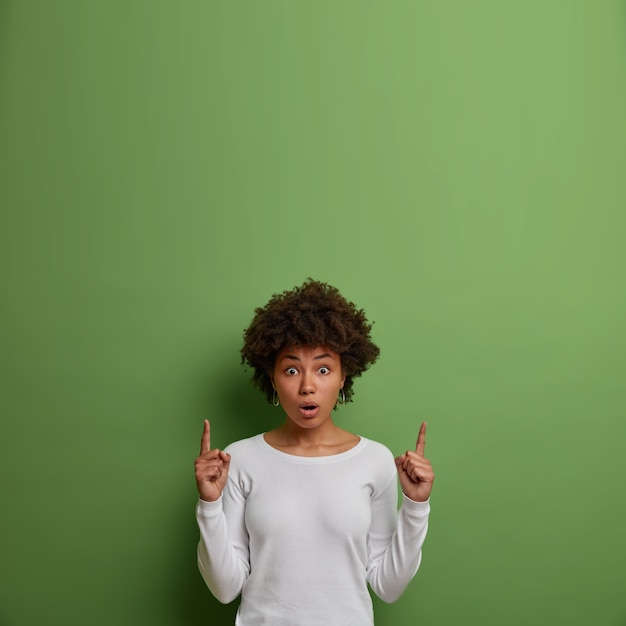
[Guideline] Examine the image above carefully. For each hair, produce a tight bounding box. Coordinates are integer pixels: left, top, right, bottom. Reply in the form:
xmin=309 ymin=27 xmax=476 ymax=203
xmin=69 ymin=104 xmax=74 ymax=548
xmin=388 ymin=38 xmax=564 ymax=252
xmin=241 ymin=278 xmax=380 ymax=405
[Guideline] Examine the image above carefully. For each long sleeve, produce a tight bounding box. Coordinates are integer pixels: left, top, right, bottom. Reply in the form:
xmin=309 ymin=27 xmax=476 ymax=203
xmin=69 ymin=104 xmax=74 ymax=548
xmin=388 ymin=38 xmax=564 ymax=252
xmin=196 ymin=478 xmax=250 ymax=603
xmin=366 ymin=474 xmax=430 ymax=603
xmin=194 ymin=434 xmax=430 ymax=625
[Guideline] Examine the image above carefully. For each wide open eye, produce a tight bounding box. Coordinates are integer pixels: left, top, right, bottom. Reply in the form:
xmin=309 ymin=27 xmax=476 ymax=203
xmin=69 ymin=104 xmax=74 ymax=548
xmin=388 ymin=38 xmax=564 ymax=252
xmin=285 ymin=367 xmax=298 ymax=376
xmin=318 ymin=366 xmax=330 ymax=375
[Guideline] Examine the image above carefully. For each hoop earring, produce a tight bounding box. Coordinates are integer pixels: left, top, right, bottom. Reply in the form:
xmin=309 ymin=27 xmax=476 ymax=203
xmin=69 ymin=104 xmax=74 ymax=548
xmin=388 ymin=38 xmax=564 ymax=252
xmin=338 ymin=388 xmax=346 ymax=404
xmin=272 ymin=389 xmax=280 ymax=406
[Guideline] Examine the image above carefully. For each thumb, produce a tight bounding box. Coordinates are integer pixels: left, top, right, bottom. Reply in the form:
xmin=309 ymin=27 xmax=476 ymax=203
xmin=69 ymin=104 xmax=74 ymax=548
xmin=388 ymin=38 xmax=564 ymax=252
xmin=220 ymin=451 xmax=231 ymax=472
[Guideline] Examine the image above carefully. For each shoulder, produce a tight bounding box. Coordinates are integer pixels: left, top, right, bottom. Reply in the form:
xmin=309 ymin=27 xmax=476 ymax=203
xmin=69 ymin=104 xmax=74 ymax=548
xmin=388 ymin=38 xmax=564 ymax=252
xmin=355 ymin=437 xmax=396 ymax=470
xmin=360 ymin=437 xmax=394 ymax=459
xmin=221 ymin=434 xmax=267 ymax=481
xmin=223 ymin=433 xmax=264 ymax=456
xmin=354 ymin=438 xmax=397 ymax=493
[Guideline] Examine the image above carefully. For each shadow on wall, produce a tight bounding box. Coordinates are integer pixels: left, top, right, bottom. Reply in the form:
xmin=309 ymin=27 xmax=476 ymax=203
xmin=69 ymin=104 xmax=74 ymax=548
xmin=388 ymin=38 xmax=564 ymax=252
xmin=176 ymin=352 xmax=277 ymax=625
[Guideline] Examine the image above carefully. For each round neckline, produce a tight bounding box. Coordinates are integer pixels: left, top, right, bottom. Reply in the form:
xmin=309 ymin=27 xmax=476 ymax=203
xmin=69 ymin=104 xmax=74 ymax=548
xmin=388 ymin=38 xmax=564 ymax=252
xmin=258 ymin=433 xmax=367 ymax=463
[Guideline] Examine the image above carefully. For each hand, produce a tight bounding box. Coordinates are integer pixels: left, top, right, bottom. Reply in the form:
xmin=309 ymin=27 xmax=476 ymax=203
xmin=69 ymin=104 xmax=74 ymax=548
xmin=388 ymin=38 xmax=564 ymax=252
xmin=194 ymin=420 xmax=231 ymax=502
xmin=395 ymin=422 xmax=435 ymax=502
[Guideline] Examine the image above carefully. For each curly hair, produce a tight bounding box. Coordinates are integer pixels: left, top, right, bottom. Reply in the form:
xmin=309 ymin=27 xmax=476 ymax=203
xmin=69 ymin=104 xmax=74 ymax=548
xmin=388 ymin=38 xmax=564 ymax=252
xmin=241 ymin=279 xmax=380 ymax=405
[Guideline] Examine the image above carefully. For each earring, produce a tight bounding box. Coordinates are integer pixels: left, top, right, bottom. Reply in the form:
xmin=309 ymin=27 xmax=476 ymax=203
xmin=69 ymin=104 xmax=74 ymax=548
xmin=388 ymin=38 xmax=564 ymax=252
xmin=338 ymin=388 xmax=346 ymax=404
xmin=272 ymin=389 xmax=280 ymax=406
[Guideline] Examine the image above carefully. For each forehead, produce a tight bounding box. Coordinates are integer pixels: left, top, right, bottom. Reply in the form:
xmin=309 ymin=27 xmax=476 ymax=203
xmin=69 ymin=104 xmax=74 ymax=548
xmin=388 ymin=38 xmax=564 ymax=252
xmin=275 ymin=345 xmax=340 ymax=362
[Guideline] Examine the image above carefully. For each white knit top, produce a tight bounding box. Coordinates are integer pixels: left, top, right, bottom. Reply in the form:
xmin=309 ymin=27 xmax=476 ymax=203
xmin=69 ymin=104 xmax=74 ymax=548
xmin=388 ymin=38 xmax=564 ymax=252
xmin=196 ymin=434 xmax=430 ymax=625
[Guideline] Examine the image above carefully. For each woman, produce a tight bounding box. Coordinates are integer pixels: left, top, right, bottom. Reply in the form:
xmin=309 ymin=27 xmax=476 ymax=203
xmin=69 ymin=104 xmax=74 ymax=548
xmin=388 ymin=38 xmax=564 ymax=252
xmin=195 ymin=279 xmax=435 ymax=625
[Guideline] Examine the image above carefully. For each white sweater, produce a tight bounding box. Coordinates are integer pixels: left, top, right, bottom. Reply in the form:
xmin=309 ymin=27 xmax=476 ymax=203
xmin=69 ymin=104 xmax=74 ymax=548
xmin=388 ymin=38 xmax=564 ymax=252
xmin=196 ymin=434 xmax=430 ymax=626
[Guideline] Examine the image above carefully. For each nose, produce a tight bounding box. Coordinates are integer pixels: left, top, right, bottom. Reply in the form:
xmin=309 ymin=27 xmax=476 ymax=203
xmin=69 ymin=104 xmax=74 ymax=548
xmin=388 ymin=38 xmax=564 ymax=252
xmin=299 ymin=371 xmax=315 ymax=395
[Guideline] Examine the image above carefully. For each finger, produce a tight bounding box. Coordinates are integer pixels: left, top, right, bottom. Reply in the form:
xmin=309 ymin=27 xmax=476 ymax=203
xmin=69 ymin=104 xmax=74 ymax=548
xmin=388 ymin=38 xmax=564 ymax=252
xmin=196 ymin=456 xmax=224 ymax=475
xmin=413 ymin=467 xmax=435 ymax=483
xmin=197 ymin=452 xmax=224 ymax=465
xmin=397 ymin=452 xmax=431 ymax=471
xmin=415 ymin=421 xmax=427 ymax=456
xmin=204 ymin=465 xmax=223 ymax=481
xmin=411 ymin=467 xmax=432 ymax=483
xmin=200 ymin=420 xmax=211 ymax=455
xmin=404 ymin=457 xmax=427 ymax=473
xmin=220 ymin=450 xmax=231 ymax=472
xmin=406 ymin=455 xmax=434 ymax=473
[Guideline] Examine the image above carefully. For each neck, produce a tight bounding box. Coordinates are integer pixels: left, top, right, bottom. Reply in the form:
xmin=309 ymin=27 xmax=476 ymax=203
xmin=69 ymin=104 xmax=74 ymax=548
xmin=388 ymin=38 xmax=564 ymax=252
xmin=264 ymin=419 xmax=359 ymax=457
xmin=277 ymin=419 xmax=340 ymax=446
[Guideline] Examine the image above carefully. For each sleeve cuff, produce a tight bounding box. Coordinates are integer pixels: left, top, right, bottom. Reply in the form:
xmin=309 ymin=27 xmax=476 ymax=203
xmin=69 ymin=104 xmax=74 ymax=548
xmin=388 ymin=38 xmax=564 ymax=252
xmin=196 ymin=496 xmax=223 ymax=517
xmin=400 ymin=493 xmax=430 ymax=515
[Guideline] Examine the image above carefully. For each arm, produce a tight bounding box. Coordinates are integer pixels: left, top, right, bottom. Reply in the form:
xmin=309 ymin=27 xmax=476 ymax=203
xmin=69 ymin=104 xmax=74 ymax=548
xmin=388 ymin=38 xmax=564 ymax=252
xmin=366 ymin=478 xmax=430 ymax=602
xmin=194 ymin=421 xmax=250 ymax=603
xmin=196 ymin=487 xmax=250 ymax=603
xmin=367 ymin=422 xmax=435 ymax=602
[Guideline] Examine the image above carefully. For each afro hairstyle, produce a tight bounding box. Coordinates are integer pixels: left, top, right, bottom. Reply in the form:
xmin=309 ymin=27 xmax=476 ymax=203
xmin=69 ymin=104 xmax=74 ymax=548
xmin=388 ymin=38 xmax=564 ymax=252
xmin=240 ymin=278 xmax=380 ymax=405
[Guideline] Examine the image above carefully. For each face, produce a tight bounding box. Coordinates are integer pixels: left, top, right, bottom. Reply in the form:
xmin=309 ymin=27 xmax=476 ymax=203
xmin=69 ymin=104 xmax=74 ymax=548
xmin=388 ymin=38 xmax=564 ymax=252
xmin=272 ymin=345 xmax=346 ymax=430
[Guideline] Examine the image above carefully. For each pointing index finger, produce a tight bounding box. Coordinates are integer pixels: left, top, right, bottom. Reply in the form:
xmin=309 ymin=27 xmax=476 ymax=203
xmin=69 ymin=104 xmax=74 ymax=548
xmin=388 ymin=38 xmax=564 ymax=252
xmin=200 ymin=419 xmax=211 ymax=454
xmin=415 ymin=421 xmax=427 ymax=456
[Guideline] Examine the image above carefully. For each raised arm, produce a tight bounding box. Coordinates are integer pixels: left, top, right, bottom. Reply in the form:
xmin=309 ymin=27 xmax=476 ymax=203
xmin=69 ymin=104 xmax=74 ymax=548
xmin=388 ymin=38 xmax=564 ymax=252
xmin=367 ymin=423 xmax=434 ymax=602
xmin=195 ymin=421 xmax=249 ymax=603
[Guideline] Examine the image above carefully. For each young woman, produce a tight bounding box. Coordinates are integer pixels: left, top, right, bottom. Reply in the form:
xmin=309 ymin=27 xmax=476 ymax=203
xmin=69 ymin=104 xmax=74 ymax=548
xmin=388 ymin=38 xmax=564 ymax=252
xmin=194 ymin=279 xmax=435 ymax=625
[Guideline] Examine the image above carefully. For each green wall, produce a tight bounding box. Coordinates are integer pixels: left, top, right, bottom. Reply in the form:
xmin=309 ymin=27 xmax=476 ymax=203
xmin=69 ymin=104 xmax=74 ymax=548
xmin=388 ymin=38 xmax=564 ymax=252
xmin=1 ymin=2 xmax=625 ymax=625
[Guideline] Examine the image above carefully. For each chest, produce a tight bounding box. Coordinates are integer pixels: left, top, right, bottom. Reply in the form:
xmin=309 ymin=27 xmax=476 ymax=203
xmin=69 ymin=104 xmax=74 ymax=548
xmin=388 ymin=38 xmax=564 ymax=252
xmin=242 ymin=461 xmax=375 ymax=541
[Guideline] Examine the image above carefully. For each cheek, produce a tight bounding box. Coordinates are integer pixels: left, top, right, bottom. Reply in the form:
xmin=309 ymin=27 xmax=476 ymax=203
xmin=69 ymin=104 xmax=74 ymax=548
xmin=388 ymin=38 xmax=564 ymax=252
xmin=274 ymin=377 xmax=295 ymax=394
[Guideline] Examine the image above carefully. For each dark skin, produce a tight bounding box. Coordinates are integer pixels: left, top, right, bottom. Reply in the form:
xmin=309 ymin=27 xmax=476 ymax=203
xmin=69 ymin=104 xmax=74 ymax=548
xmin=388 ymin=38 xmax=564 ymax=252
xmin=394 ymin=421 xmax=434 ymax=502
xmin=195 ymin=420 xmax=434 ymax=503
xmin=197 ymin=343 xmax=435 ymax=502
xmin=195 ymin=420 xmax=231 ymax=503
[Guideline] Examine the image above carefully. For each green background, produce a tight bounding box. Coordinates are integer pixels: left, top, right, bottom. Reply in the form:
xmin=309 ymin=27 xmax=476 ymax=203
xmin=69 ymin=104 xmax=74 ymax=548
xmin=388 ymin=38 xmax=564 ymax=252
xmin=1 ymin=2 xmax=625 ymax=625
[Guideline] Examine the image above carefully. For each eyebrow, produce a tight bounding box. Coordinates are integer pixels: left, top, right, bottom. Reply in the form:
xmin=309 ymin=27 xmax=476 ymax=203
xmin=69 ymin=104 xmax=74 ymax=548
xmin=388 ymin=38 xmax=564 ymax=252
xmin=281 ymin=352 xmax=335 ymax=362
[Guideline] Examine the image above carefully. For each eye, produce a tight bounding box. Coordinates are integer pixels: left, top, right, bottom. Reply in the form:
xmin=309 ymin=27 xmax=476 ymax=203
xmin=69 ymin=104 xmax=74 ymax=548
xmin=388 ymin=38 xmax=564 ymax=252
xmin=285 ymin=367 xmax=298 ymax=376
xmin=318 ymin=366 xmax=330 ymax=375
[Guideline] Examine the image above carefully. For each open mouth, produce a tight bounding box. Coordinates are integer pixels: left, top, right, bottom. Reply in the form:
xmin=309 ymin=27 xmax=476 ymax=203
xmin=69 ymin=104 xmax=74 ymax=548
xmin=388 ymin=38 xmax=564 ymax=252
xmin=299 ymin=404 xmax=319 ymax=418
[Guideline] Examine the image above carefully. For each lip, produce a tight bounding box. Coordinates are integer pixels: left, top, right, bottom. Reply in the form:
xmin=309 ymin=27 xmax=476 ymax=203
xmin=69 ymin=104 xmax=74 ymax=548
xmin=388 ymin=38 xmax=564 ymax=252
xmin=298 ymin=402 xmax=319 ymax=418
